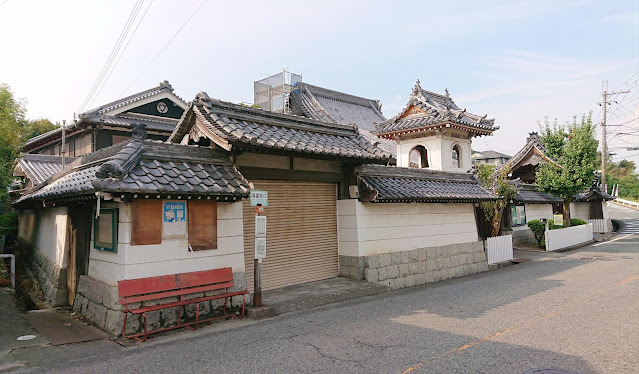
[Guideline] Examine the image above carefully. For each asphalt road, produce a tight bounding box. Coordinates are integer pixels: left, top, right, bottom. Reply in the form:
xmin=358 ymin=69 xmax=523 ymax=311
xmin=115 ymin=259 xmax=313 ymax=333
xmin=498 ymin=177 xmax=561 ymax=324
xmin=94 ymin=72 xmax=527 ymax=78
xmin=7 ymin=203 xmax=639 ymax=374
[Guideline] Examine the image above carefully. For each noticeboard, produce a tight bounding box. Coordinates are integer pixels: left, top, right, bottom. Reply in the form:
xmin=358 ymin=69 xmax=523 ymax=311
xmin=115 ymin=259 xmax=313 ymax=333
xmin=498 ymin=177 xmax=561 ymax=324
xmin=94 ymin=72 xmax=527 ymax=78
xmin=553 ymin=214 xmax=563 ymax=226
xmin=250 ymin=190 xmax=268 ymax=207
xmin=255 ymin=238 xmax=266 ymax=259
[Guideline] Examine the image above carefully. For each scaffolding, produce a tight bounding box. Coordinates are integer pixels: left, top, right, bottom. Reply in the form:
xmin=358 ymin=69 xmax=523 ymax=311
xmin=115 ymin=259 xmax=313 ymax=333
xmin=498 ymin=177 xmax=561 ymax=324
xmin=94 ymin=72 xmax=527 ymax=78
xmin=254 ymin=69 xmax=302 ymax=114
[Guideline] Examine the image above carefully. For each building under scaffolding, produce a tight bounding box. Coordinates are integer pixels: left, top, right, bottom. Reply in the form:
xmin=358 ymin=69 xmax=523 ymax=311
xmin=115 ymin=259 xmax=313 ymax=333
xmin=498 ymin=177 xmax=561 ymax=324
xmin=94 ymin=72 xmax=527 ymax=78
xmin=254 ymin=69 xmax=302 ymax=114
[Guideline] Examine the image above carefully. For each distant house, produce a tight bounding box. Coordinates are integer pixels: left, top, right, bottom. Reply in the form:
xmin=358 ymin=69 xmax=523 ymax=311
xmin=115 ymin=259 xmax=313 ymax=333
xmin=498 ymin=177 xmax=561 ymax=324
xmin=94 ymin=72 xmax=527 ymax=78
xmin=15 ymin=81 xmax=187 ymax=191
xmin=500 ymin=132 xmax=613 ymax=244
xmin=472 ymin=150 xmax=511 ymax=168
xmin=22 ymin=81 xmax=186 ymax=156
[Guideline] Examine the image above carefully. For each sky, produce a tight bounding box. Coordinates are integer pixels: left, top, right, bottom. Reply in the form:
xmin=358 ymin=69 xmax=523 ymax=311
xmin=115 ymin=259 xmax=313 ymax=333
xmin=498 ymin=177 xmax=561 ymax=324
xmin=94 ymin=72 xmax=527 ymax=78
xmin=1 ymin=0 xmax=638 ymax=166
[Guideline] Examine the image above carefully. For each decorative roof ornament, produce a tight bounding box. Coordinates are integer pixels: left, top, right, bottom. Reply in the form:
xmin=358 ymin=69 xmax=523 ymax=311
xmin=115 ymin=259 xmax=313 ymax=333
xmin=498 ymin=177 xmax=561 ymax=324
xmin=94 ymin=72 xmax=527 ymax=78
xmin=131 ymin=123 xmax=147 ymax=141
xmin=445 ymin=88 xmax=450 ymax=98
xmin=411 ymin=79 xmax=422 ymax=97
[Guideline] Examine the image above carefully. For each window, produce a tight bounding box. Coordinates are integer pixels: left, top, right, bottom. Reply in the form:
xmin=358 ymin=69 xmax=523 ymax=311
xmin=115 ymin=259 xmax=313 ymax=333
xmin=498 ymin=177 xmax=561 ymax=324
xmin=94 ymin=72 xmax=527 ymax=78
xmin=511 ymin=205 xmax=526 ymax=226
xmin=409 ymin=146 xmax=429 ymax=168
xmin=131 ymin=200 xmax=162 ymax=245
xmin=452 ymin=145 xmax=461 ymax=168
xmin=94 ymin=209 xmax=118 ymax=252
xmin=188 ymin=200 xmax=217 ymax=250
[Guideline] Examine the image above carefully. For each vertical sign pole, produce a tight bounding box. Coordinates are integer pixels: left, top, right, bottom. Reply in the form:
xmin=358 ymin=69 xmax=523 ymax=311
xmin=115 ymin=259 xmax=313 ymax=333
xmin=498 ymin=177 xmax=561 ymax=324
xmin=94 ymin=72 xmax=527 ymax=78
xmin=253 ymin=204 xmax=263 ymax=307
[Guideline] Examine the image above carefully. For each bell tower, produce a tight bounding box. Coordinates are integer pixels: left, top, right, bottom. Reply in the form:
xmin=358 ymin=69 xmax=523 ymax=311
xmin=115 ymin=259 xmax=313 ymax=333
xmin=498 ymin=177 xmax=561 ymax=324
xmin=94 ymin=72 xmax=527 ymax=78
xmin=375 ymin=80 xmax=497 ymax=172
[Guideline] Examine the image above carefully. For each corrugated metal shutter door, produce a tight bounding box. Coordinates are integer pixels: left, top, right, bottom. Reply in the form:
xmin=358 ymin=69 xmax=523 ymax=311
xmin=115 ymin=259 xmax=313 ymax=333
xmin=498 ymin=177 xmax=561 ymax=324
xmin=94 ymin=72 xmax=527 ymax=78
xmin=244 ymin=180 xmax=338 ymax=292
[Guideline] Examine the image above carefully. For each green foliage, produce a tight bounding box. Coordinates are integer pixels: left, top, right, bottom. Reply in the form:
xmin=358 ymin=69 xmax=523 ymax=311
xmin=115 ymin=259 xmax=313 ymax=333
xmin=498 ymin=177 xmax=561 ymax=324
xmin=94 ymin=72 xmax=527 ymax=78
xmin=478 ymin=164 xmax=518 ymax=236
xmin=527 ymin=220 xmax=545 ymax=246
xmin=537 ymin=113 xmax=598 ymax=226
xmin=0 ymin=211 xmax=17 ymax=235
xmin=21 ymin=118 xmax=58 ymax=140
xmin=570 ymin=218 xmax=587 ymax=226
xmin=549 ymin=223 xmax=564 ymax=230
xmin=599 ymin=154 xmax=639 ymax=200
xmin=0 ymin=84 xmax=26 ymax=205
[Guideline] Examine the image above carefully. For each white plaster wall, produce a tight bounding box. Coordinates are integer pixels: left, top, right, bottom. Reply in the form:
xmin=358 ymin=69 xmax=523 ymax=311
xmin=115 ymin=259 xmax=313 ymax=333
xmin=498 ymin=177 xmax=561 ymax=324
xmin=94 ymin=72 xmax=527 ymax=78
xmin=25 ymin=207 xmax=69 ymax=269
xmin=396 ymin=133 xmax=471 ymax=172
xmin=88 ymin=200 xmax=245 ymax=285
xmin=338 ymin=200 xmax=478 ymax=257
xmin=569 ymin=202 xmax=591 ymax=221
xmin=524 ymin=204 xmax=554 ymax=222
xmin=603 ymin=202 xmax=610 ymax=219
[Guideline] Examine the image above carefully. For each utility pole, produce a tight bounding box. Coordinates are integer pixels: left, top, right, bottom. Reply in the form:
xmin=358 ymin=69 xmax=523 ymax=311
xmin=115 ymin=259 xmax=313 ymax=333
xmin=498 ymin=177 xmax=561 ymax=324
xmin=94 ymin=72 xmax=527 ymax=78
xmin=599 ymin=80 xmax=630 ymax=192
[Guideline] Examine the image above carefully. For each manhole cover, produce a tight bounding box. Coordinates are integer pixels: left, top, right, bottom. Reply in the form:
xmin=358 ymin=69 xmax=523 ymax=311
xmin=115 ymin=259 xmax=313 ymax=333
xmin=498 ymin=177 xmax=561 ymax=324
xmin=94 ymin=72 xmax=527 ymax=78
xmin=524 ymin=369 xmax=581 ymax=374
xmin=16 ymin=335 xmax=37 ymax=341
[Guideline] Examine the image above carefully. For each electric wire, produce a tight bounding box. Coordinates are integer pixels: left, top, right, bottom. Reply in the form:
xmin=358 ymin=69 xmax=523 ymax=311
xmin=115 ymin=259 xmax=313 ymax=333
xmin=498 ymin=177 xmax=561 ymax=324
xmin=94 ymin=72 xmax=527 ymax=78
xmin=87 ymin=0 xmax=154 ymax=109
xmin=119 ymin=0 xmax=207 ymax=98
xmin=77 ymin=0 xmax=144 ymax=114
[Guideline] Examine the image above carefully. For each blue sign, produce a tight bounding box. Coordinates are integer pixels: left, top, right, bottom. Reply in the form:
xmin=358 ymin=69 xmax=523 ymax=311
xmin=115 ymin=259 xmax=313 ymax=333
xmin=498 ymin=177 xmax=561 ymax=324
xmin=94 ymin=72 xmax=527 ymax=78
xmin=163 ymin=201 xmax=186 ymax=223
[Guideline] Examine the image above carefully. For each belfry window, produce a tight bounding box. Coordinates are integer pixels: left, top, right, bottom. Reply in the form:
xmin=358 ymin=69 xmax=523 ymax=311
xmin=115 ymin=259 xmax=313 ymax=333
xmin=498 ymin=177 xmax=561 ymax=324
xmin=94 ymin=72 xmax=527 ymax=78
xmin=452 ymin=145 xmax=461 ymax=168
xmin=409 ymin=146 xmax=429 ymax=168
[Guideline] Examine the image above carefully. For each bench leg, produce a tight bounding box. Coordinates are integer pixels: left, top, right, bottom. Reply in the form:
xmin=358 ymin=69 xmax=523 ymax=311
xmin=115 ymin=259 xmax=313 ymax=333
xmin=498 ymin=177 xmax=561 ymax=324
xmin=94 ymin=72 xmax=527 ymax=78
xmin=121 ymin=311 xmax=129 ymax=337
xmin=195 ymin=303 xmax=200 ymax=329
xmin=138 ymin=313 xmax=149 ymax=342
xmin=241 ymin=294 xmax=246 ymax=319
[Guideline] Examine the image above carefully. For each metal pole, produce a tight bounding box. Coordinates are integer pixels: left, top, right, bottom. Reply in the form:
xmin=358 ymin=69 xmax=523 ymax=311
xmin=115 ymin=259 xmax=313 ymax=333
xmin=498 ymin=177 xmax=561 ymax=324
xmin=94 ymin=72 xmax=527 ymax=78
xmin=253 ymin=205 xmax=263 ymax=307
xmin=61 ymin=120 xmax=66 ymax=168
xmin=601 ymin=81 xmax=608 ymax=191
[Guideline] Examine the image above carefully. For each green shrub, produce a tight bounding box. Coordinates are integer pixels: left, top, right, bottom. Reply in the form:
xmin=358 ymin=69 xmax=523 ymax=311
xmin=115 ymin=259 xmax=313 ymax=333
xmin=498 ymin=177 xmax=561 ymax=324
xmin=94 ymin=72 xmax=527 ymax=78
xmin=549 ymin=223 xmax=564 ymax=230
xmin=570 ymin=218 xmax=587 ymax=226
xmin=527 ymin=220 xmax=546 ymax=246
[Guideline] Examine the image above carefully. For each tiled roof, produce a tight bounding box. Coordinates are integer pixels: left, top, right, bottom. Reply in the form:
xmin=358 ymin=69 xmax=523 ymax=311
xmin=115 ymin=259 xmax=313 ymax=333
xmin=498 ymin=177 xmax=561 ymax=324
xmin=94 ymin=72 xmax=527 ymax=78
xmin=290 ymin=83 xmax=386 ymax=132
xmin=15 ymin=154 xmax=76 ymax=186
xmin=514 ymin=184 xmax=563 ymax=204
xmin=375 ymin=80 xmax=496 ymax=138
xmin=290 ymin=83 xmax=396 ymax=156
xmin=474 ymin=150 xmax=512 ymax=160
xmin=356 ymin=164 xmax=498 ymax=203
xmin=168 ymin=92 xmax=392 ymax=162
xmin=575 ymin=186 xmax=614 ymax=202
xmin=23 ymin=81 xmax=185 ymax=151
xmin=503 ymin=132 xmax=554 ymax=171
xmin=14 ymin=127 xmax=250 ymax=208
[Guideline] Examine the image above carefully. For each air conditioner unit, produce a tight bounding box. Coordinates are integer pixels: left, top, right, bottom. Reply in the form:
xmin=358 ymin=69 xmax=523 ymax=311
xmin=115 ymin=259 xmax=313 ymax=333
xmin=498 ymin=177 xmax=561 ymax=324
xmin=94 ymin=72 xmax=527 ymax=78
xmin=349 ymin=185 xmax=359 ymax=199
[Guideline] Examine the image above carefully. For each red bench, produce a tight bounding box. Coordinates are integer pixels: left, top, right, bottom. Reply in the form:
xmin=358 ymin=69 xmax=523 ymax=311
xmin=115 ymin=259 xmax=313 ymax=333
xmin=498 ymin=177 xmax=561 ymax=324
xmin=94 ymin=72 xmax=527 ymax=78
xmin=117 ymin=267 xmax=248 ymax=341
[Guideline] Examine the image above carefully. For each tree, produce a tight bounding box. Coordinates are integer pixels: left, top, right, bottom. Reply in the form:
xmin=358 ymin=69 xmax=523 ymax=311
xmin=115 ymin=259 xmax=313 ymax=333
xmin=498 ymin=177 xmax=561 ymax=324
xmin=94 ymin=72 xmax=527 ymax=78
xmin=602 ymin=155 xmax=639 ymax=200
xmin=477 ymin=164 xmax=518 ymax=237
xmin=21 ymin=118 xmax=58 ymax=140
xmin=536 ymin=114 xmax=598 ymax=227
xmin=0 ymin=84 xmax=26 ymax=204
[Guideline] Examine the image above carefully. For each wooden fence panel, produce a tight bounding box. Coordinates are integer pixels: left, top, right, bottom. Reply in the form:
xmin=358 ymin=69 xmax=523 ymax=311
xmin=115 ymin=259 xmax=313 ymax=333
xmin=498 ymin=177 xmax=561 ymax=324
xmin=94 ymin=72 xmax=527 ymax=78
xmin=486 ymin=235 xmax=513 ymax=264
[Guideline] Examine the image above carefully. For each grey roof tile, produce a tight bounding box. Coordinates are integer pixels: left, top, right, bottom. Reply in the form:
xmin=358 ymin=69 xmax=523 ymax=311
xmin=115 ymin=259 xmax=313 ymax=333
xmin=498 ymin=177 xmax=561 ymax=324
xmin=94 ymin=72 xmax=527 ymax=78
xmin=375 ymin=81 xmax=496 ymax=138
xmin=513 ymin=184 xmax=563 ymax=204
xmin=15 ymin=154 xmax=77 ymax=186
xmin=13 ymin=137 xmax=250 ymax=208
xmin=356 ymin=164 xmax=497 ymax=203
xmin=168 ymin=92 xmax=392 ymax=162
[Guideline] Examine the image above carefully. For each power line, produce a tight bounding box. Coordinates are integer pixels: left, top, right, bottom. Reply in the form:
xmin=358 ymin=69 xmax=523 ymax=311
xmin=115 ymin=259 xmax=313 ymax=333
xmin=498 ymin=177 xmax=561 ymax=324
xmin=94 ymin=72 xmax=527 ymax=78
xmin=612 ymin=70 xmax=639 ymax=92
xmin=77 ymin=0 xmax=144 ymax=114
xmin=0 ymin=0 xmax=10 ymax=8
xmin=87 ymin=0 xmax=154 ymax=109
xmin=119 ymin=0 xmax=207 ymax=98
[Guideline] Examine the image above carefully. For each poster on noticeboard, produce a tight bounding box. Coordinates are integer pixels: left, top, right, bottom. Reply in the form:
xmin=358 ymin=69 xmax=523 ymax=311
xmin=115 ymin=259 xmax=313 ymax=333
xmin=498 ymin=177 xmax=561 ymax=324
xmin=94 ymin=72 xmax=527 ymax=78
xmin=163 ymin=201 xmax=187 ymax=238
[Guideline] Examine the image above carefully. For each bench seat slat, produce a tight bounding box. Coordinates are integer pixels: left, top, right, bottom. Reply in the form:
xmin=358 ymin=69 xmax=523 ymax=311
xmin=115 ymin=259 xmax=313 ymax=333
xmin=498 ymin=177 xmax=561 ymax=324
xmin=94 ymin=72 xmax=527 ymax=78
xmin=126 ymin=290 xmax=249 ymax=314
xmin=119 ymin=282 xmax=234 ymax=305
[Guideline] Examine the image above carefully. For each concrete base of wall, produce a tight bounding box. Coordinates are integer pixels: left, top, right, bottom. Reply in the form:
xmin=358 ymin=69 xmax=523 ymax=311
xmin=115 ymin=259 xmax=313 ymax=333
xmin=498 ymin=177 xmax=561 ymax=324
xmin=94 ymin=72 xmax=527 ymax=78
xmin=73 ymin=272 xmax=247 ymax=336
xmin=32 ymin=250 xmax=68 ymax=307
xmin=339 ymin=241 xmax=489 ymax=290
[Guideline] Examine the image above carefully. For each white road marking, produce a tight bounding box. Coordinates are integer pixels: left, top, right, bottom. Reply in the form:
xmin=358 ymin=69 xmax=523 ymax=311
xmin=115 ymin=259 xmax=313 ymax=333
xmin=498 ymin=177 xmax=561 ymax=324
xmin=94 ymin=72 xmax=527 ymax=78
xmin=593 ymin=234 xmax=634 ymax=246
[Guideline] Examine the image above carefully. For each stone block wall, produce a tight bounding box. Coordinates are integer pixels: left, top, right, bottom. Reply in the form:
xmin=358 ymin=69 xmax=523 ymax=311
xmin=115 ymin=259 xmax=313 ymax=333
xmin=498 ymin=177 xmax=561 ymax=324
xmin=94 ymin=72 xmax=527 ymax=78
xmin=74 ymin=272 xmax=247 ymax=336
xmin=340 ymin=241 xmax=489 ymax=290
xmin=32 ymin=249 xmax=68 ymax=307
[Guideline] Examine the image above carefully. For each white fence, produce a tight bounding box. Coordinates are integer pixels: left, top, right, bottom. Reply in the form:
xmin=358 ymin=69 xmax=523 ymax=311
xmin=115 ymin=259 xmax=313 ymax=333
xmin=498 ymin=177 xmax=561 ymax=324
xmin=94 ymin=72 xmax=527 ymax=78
xmin=486 ymin=234 xmax=513 ymax=264
xmin=545 ymin=223 xmax=593 ymax=251
xmin=614 ymin=198 xmax=639 ymax=209
xmin=588 ymin=218 xmax=612 ymax=233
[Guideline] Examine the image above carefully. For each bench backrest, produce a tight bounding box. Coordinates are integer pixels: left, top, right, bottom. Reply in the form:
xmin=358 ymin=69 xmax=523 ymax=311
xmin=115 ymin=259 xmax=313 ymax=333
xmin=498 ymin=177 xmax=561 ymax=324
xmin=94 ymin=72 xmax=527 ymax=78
xmin=117 ymin=267 xmax=235 ymax=305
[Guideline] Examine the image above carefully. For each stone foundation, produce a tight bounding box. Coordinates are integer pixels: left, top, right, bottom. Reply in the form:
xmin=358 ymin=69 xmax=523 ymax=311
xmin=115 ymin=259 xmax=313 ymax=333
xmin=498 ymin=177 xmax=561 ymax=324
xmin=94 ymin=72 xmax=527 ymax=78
xmin=340 ymin=241 xmax=489 ymax=290
xmin=74 ymin=272 xmax=247 ymax=336
xmin=32 ymin=250 xmax=68 ymax=306
xmin=508 ymin=227 xmax=536 ymax=246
